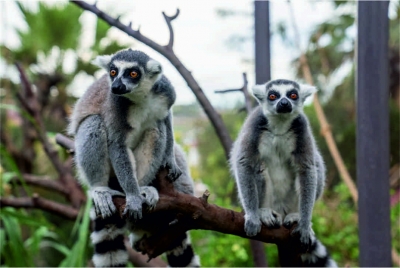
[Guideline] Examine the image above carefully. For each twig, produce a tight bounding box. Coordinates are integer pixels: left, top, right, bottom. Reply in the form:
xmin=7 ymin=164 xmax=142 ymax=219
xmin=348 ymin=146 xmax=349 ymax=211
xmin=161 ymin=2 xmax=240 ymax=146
xmin=162 ymin=9 xmax=180 ymax=50
xmin=214 ymin=73 xmax=253 ymax=113
xmin=55 ymin=133 xmax=75 ymax=153
xmin=0 ymin=194 xmax=79 ymax=220
xmin=69 ymin=0 xmax=233 ymax=159
xmin=11 ymin=174 xmax=68 ymax=195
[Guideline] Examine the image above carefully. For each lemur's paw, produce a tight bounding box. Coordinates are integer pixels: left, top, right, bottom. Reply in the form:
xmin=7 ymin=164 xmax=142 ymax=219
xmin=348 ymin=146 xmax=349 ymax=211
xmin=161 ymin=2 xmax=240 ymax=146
xmin=291 ymin=224 xmax=315 ymax=252
xmin=90 ymin=186 xmax=124 ymax=218
xmin=283 ymin=212 xmax=300 ymax=229
xmin=259 ymin=208 xmax=282 ymax=228
xmin=124 ymin=194 xmax=144 ymax=220
xmin=140 ymin=186 xmax=159 ymax=210
xmin=244 ymin=214 xmax=262 ymax=237
xmin=164 ymin=161 xmax=182 ymax=182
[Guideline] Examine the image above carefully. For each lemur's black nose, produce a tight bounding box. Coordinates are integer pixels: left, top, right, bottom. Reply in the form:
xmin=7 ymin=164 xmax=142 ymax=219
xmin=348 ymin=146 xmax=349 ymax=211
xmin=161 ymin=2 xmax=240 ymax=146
xmin=280 ymin=98 xmax=289 ymax=106
xmin=277 ymin=98 xmax=292 ymax=113
xmin=111 ymin=79 xmax=128 ymax=95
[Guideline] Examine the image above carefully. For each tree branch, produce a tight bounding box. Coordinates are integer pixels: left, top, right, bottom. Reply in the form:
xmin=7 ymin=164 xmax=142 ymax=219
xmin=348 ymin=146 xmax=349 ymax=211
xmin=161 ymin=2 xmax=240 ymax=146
xmin=69 ymin=0 xmax=233 ymax=159
xmin=0 ymin=194 xmax=79 ymax=220
xmin=11 ymin=174 xmax=69 ymax=195
xmin=162 ymin=9 xmax=180 ymax=50
xmin=214 ymin=73 xmax=254 ymax=113
xmin=15 ymin=63 xmax=85 ymax=208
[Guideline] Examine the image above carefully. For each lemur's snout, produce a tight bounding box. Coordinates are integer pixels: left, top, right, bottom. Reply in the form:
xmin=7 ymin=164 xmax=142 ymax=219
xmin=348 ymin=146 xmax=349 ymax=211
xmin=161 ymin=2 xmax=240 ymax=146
xmin=277 ymin=98 xmax=292 ymax=113
xmin=111 ymin=79 xmax=128 ymax=95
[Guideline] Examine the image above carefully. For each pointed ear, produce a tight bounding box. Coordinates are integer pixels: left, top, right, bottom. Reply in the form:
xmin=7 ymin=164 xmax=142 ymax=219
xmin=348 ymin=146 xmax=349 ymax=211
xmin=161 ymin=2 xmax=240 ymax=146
xmin=91 ymin=55 xmax=112 ymax=69
xmin=299 ymin=84 xmax=317 ymax=101
xmin=146 ymin=59 xmax=162 ymax=76
xmin=251 ymin=84 xmax=266 ymax=102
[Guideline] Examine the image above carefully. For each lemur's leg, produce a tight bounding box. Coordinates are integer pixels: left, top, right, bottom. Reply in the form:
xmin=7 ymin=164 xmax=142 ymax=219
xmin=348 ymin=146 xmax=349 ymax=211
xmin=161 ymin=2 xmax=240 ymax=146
xmin=133 ymin=128 xmax=165 ymax=187
xmin=90 ymin=208 xmax=128 ymax=267
xmin=75 ymin=115 xmax=124 ymax=218
xmin=259 ymin=171 xmax=282 ymax=228
xmin=163 ymin=112 xmax=182 ymax=181
xmin=166 ymin=232 xmax=200 ymax=268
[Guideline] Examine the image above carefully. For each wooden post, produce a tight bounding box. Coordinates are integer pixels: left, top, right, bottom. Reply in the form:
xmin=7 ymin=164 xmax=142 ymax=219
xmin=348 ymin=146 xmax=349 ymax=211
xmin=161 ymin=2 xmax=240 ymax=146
xmin=357 ymin=1 xmax=392 ymax=266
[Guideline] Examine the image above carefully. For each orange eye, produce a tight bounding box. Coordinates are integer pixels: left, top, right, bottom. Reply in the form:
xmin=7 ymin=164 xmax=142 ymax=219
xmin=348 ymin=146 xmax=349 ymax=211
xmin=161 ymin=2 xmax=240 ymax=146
xmin=290 ymin=93 xmax=298 ymax=99
xmin=268 ymin=94 xmax=277 ymax=100
xmin=110 ymin=70 xmax=117 ymax=76
xmin=130 ymin=71 xmax=138 ymax=78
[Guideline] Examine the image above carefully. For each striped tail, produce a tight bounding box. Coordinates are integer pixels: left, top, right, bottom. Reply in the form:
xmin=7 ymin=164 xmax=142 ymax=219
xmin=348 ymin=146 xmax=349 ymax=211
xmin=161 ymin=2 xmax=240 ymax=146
xmin=300 ymin=237 xmax=337 ymax=267
xmin=166 ymin=232 xmax=200 ymax=267
xmin=90 ymin=208 xmax=128 ymax=267
xmin=278 ymin=235 xmax=337 ymax=267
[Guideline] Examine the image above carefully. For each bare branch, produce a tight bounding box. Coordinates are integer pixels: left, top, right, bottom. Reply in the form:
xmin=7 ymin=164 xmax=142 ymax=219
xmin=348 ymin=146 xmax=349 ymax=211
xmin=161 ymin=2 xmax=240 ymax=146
xmin=55 ymin=133 xmax=75 ymax=154
xmin=214 ymin=73 xmax=253 ymax=113
xmin=0 ymin=194 xmax=79 ymax=220
xmin=15 ymin=63 xmax=85 ymax=208
xmin=11 ymin=174 xmax=69 ymax=195
xmin=70 ymin=0 xmax=233 ymax=158
xmin=162 ymin=9 xmax=180 ymax=50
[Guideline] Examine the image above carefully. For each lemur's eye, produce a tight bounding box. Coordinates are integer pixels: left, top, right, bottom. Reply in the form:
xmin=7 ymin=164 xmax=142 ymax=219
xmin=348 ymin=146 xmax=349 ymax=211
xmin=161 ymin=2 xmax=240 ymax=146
xmin=268 ymin=94 xmax=277 ymax=100
xmin=130 ymin=71 xmax=138 ymax=78
xmin=290 ymin=93 xmax=298 ymax=99
xmin=110 ymin=70 xmax=117 ymax=76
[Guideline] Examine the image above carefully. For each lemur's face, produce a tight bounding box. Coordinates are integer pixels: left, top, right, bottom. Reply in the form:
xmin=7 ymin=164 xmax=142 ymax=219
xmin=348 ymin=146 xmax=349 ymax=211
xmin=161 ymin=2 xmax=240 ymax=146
xmin=92 ymin=49 xmax=162 ymax=98
xmin=252 ymin=79 xmax=316 ymax=116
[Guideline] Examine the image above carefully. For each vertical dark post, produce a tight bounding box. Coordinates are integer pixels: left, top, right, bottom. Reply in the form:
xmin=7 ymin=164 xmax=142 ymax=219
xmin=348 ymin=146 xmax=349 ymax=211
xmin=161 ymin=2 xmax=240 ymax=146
xmin=255 ymin=0 xmax=271 ymax=84
xmin=357 ymin=1 xmax=392 ymax=266
xmin=250 ymin=1 xmax=270 ymax=267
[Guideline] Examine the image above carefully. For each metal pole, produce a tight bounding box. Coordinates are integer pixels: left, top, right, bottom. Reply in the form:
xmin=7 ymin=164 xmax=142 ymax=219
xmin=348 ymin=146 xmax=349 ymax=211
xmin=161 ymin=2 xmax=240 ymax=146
xmin=251 ymin=1 xmax=270 ymax=267
xmin=255 ymin=0 xmax=271 ymax=84
xmin=357 ymin=1 xmax=392 ymax=266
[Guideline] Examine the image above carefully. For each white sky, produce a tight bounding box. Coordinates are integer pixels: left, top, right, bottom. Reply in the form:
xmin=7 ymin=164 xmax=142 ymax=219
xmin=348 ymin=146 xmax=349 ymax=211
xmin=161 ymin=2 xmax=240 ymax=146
xmin=1 ymin=0 xmax=340 ymax=107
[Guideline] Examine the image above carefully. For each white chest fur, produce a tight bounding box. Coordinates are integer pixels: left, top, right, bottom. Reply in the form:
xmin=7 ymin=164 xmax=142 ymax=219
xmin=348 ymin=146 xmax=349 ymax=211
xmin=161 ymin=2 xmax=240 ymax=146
xmin=258 ymin=130 xmax=299 ymax=214
xmin=125 ymin=94 xmax=169 ymax=149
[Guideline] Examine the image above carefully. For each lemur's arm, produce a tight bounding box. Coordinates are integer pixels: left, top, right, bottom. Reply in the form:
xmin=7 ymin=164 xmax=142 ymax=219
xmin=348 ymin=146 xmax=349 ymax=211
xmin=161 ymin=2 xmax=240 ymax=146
xmin=163 ymin=112 xmax=182 ymax=181
xmin=108 ymin=140 xmax=144 ymax=219
xmin=292 ymin=121 xmax=318 ymax=246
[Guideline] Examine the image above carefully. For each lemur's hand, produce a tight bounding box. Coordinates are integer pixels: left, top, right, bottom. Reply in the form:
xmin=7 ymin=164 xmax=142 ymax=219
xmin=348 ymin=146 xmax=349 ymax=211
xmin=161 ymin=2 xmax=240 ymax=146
xmin=90 ymin=186 xmax=124 ymax=218
xmin=244 ymin=213 xmax=262 ymax=237
xmin=124 ymin=194 xmax=144 ymax=220
xmin=140 ymin=186 xmax=159 ymax=210
xmin=291 ymin=222 xmax=315 ymax=251
xmin=258 ymin=208 xmax=282 ymax=229
xmin=164 ymin=160 xmax=182 ymax=182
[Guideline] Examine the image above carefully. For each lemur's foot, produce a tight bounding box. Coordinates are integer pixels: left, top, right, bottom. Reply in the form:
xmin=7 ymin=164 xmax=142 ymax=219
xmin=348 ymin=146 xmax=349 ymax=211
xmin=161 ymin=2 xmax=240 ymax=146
xmin=259 ymin=208 xmax=282 ymax=229
xmin=164 ymin=161 xmax=182 ymax=182
xmin=291 ymin=223 xmax=315 ymax=251
xmin=124 ymin=194 xmax=144 ymax=220
xmin=283 ymin=212 xmax=300 ymax=229
xmin=140 ymin=186 xmax=159 ymax=210
xmin=244 ymin=213 xmax=262 ymax=237
xmin=90 ymin=186 xmax=124 ymax=218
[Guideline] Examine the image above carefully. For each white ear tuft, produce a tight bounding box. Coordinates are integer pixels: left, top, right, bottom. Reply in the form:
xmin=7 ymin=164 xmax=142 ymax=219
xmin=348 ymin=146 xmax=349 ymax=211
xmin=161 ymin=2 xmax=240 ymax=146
xmin=146 ymin=59 xmax=162 ymax=76
xmin=251 ymin=84 xmax=266 ymax=102
xmin=91 ymin=55 xmax=112 ymax=69
xmin=299 ymin=84 xmax=317 ymax=100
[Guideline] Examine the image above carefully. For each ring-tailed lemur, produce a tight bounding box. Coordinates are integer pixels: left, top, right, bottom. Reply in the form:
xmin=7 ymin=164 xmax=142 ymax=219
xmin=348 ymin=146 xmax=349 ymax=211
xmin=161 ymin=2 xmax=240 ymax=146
xmin=68 ymin=49 xmax=200 ymax=267
xmin=230 ymin=79 xmax=337 ymax=267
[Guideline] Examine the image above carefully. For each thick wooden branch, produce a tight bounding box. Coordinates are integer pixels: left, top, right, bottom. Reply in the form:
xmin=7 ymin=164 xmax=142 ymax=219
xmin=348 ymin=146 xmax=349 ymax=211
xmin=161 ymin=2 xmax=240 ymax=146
xmin=0 ymin=194 xmax=79 ymax=220
xmin=70 ymin=0 xmax=233 ymax=159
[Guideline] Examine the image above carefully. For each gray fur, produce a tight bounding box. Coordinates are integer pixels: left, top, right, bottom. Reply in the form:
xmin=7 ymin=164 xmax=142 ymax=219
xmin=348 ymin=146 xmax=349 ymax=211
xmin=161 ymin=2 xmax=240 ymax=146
xmin=231 ymin=79 xmax=335 ymax=266
xmin=69 ymin=49 xmax=198 ymax=267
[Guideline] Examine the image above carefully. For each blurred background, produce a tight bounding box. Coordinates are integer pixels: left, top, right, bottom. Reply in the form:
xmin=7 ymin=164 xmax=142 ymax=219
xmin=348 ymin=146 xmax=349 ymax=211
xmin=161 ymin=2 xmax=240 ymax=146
xmin=0 ymin=0 xmax=399 ymax=266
